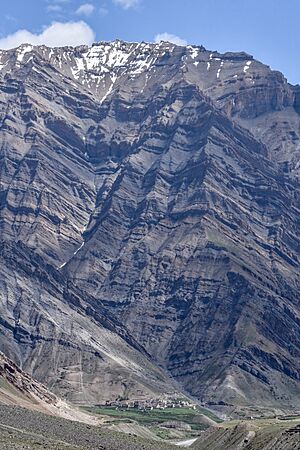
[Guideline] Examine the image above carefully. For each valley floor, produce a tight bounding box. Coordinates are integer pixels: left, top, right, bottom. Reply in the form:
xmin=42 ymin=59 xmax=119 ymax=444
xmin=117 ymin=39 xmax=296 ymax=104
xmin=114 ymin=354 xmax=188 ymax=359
xmin=1 ymin=405 xmax=299 ymax=450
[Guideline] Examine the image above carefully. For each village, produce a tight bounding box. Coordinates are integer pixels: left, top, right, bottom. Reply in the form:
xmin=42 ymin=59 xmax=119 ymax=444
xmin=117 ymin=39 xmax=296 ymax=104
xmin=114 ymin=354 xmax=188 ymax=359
xmin=102 ymin=396 xmax=198 ymax=411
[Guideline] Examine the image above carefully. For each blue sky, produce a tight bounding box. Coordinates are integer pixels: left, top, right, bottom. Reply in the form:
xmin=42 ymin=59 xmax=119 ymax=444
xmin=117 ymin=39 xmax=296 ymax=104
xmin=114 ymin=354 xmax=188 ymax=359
xmin=0 ymin=0 xmax=299 ymax=84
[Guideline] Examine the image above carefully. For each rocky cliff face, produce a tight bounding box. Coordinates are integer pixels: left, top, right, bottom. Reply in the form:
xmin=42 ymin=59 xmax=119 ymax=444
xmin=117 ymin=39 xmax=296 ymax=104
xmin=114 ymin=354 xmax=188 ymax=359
xmin=0 ymin=351 xmax=101 ymax=424
xmin=0 ymin=41 xmax=299 ymax=410
xmin=0 ymin=241 xmax=178 ymax=404
xmin=0 ymin=350 xmax=56 ymax=406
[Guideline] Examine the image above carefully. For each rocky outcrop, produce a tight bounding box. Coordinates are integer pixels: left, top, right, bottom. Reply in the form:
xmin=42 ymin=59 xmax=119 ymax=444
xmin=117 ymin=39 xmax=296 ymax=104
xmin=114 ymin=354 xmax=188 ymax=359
xmin=0 ymin=350 xmax=56 ymax=405
xmin=0 ymin=241 xmax=178 ymax=404
xmin=186 ymin=49 xmax=300 ymax=176
xmin=0 ymin=351 xmax=101 ymax=424
xmin=0 ymin=41 xmax=299 ymax=410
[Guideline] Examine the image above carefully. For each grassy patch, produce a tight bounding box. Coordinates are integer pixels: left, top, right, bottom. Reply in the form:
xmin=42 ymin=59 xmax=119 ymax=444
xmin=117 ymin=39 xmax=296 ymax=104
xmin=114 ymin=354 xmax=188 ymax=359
xmin=84 ymin=406 xmax=221 ymax=429
xmin=152 ymin=427 xmax=174 ymax=440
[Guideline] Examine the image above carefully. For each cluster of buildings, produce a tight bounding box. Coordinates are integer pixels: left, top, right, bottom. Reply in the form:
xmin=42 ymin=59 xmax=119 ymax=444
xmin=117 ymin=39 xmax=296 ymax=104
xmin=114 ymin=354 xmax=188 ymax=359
xmin=102 ymin=397 xmax=197 ymax=411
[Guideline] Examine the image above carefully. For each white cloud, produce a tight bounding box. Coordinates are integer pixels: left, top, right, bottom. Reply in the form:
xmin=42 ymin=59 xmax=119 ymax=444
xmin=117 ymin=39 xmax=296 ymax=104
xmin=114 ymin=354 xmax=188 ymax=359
xmin=113 ymin=0 xmax=140 ymax=10
xmin=0 ymin=21 xmax=95 ymax=49
xmin=154 ymin=33 xmax=187 ymax=46
xmin=47 ymin=4 xmax=62 ymax=12
xmin=76 ymin=3 xmax=95 ymax=16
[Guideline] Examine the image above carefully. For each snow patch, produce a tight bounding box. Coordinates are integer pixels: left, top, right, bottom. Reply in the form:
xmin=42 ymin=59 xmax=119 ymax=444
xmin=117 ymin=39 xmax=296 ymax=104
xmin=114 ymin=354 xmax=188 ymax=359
xmin=71 ymin=58 xmax=85 ymax=80
xmin=217 ymin=61 xmax=224 ymax=79
xmin=73 ymin=241 xmax=84 ymax=256
xmin=48 ymin=42 xmax=161 ymax=89
xmin=16 ymin=45 xmax=33 ymax=63
xmin=243 ymin=60 xmax=252 ymax=73
xmin=187 ymin=46 xmax=198 ymax=60
xmin=100 ymin=74 xmax=117 ymax=104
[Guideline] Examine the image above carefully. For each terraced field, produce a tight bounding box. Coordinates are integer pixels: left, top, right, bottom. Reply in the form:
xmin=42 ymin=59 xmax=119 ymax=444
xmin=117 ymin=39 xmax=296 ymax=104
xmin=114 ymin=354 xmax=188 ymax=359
xmin=85 ymin=406 xmax=221 ymax=427
xmin=84 ymin=405 xmax=221 ymax=442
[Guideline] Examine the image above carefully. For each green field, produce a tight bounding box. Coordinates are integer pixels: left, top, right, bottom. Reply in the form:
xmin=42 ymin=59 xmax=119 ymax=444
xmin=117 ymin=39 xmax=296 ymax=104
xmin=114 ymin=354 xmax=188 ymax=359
xmin=83 ymin=405 xmax=222 ymax=431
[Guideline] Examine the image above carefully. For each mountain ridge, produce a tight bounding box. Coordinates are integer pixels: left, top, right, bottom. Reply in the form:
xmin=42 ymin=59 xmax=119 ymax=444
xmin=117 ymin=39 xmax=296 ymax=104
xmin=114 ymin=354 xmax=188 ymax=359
xmin=0 ymin=39 xmax=299 ymax=412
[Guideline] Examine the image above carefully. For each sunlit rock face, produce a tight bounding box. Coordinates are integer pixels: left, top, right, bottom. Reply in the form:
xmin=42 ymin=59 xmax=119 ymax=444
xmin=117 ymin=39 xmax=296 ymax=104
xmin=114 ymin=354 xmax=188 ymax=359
xmin=0 ymin=40 xmax=299 ymax=409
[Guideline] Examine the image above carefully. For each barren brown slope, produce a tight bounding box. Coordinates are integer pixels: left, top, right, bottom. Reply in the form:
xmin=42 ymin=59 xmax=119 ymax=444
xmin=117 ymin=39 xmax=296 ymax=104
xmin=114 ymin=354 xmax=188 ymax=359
xmin=0 ymin=241 xmax=179 ymax=405
xmin=192 ymin=421 xmax=300 ymax=450
xmin=66 ymin=80 xmax=300 ymax=409
xmin=0 ymin=351 xmax=99 ymax=423
xmin=0 ymin=404 xmax=176 ymax=450
xmin=0 ymin=41 xmax=299 ymax=410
